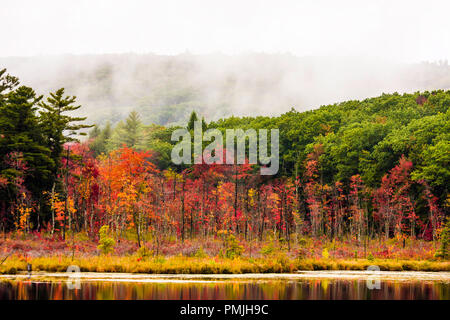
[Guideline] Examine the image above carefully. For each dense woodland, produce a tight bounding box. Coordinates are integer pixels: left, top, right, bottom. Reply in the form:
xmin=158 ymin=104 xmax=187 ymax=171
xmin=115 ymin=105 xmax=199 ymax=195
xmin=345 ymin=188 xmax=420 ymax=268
xmin=0 ymin=67 xmax=449 ymax=257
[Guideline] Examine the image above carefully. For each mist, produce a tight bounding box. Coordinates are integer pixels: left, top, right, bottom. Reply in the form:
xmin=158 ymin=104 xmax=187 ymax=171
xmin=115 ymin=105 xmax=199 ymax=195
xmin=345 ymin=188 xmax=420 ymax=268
xmin=2 ymin=0 xmax=450 ymax=126
xmin=1 ymin=53 xmax=449 ymax=126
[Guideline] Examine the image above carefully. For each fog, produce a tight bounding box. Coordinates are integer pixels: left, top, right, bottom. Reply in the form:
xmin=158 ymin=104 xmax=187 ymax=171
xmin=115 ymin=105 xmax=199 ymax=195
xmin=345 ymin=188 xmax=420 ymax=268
xmin=1 ymin=1 xmax=450 ymax=125
xmin=2 ymin=0 xmax=450 ymax=61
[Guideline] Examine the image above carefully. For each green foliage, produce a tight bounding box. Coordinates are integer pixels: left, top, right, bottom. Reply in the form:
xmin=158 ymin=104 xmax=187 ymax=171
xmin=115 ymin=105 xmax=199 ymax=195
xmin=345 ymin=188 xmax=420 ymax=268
xmin=124 ymin=111 xmax=143 ymax=147
xmin=87 ymin=90 xmax=450 ymax=209
xmin=105 ymin=111 xmax=143 ymax=151
xmin=39 ymin=88 xmax=93 ymax=203
xmin=89 ymin=121 xmax=112 ymax=156
xmin=0 ymin=69 xmax=91 ymax=230
xmin=260 ymin=243 xmax=275 ymax=256
xmin=187 ymin=111 xmax=199 ymax=131
xmin=435 ymin=218 xmax=450 ymax=260
xmin=224 ymin=234 xmax=244 ymax=259
xmin=97 ymin=225 xmax=115 ymax=255
xmin=0 ymin=70 xmax=53 ymax=215
xmin=194 ymin=247 xmax=207 ymax=258
xmin=368 ymin=253 xmax=375 ymax=261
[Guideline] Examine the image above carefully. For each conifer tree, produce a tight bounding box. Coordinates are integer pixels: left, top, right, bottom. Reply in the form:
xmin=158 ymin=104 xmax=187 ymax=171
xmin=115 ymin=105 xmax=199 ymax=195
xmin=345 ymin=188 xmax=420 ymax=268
xmin=39 ymin=88 xmax=92 ymax=177
xmin=123 ymin=111 xmax=142 ymax=147
xmin=187 ymin=111 xmax=198 ymax=131
xmin=89 ymin=125 xmax=101 ymax=139
xmin=89 ymin=121 xmax=112 ymax=156
xmin=0 ymin=79 xmax=53 ymax=227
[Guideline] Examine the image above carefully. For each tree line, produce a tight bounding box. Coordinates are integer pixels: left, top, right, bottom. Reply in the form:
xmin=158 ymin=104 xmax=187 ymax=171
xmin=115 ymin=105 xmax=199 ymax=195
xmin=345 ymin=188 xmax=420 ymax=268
xmin=0 ymin=67 xmax=448 ymax=247
xmin=0 ymin=69 xmax=91 ymax=235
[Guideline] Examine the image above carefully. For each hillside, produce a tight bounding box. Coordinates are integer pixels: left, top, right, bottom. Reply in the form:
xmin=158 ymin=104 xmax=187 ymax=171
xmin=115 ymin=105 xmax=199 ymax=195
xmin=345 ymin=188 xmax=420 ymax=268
xmin=91 ymin=91 xmax=449 ymax=198
xmin=2 ymin=53 xmax=450 ymax=127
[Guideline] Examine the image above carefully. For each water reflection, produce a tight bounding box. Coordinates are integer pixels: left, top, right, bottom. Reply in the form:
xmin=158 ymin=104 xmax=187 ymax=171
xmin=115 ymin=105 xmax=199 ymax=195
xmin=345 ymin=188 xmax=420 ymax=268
xmin=0 ymin=279 xmax=448 ymax=300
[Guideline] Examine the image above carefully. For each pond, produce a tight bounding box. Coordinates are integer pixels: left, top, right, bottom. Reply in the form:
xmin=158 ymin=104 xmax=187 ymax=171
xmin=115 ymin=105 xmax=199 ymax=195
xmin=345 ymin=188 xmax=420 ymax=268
xmin=0 ymin=271 xmax=449 ymax=300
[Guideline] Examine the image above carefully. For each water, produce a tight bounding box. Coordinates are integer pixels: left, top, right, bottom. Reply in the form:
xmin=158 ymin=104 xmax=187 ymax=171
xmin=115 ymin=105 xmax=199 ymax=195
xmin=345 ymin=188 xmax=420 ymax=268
xmin=0 ymin=272 xmax=448 ymax=300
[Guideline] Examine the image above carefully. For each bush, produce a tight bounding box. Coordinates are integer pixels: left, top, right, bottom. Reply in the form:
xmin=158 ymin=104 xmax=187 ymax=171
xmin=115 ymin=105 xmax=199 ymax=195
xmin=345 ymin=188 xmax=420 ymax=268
xmin=74 ymin=232 xmax=90 ymax=242
xmin=136 ymin=246 xmax=153 ymax=259
xmin=435 ymin=217 xmax=450 ymax=260
xmin=274 ymin=253 xmax=291 ymax=269
xmin=224 ymin=234 xmax=244 ymax=259
xmin=260 ymin=243 xmax=275 ymax=257
xmin=298 ymin=237 xmax=308 ymax=247
xmin=194 ymin=247 xmax=207 ymax=258
xmin=367 ymin=253 xmax=375 ymax=261
xmin=322 ymin=248 xmax=330 ymax=259
xmin=296 ymin=248 xmax=307 ymax=260
xmin=97 ymin=225 xmax=115 ymax=255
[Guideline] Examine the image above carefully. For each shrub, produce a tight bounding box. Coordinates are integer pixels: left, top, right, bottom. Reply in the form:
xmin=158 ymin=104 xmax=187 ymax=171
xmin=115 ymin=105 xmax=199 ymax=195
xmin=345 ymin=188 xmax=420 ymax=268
xmin=136 ymin=246 xmax=152 ymax=259
xmin=260 ymin=243 xmax=275 ymax=257
xmin=296 ymin=248 xmax=307 ymax=260
xmin=322 ymin=248 xmax=329 ymax=259
xmin=194 ymin=247 xmax=207 ymax=258
xmin=97 ymin=225 xmax=115 ymax=255
xmin=74 ymin=232 xmax=90 ymax=242
xmin=274 ymin=252 xmax=291 ymax=269
xmin=435 ymin=217 xmax=450 ymax=260
xmin=367 ymin=253 xmax=375 ymax=261
xmin=224 ymin=234 xmax=244 ymax=259
xmin=297 ymin=236 xmax=307 ymax=247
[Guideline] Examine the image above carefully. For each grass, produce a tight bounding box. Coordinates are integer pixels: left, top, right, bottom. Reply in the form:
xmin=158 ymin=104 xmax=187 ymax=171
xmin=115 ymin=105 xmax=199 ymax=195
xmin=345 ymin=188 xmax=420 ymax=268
xmin=0 ymin=232 xmax=448 ymax=274
xmin=1 ymin=254 xmax=449 ymax=274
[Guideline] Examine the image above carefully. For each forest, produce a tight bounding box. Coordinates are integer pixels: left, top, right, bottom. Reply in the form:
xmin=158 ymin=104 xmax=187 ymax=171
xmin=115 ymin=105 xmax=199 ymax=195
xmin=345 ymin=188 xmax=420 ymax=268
xmin=0 ymin=67 xmax=449 ymax=274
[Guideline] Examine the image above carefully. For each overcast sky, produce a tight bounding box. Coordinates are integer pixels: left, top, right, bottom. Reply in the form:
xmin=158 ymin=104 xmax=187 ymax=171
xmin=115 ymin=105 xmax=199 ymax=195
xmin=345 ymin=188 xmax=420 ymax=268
xmin=1 ymin=0 xmax=449 ymax=62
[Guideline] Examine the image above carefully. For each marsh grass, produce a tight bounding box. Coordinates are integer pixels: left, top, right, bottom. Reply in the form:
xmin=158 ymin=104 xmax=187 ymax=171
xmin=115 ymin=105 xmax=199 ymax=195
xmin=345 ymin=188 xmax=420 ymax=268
xmin=0 ymin=254 xmax=448 ymax=274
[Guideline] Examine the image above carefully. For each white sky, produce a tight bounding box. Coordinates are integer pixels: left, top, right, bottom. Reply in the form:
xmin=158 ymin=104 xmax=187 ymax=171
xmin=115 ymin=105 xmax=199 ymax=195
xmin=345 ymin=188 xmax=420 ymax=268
xmin=1 ymin=0 xmax=449 ymax=62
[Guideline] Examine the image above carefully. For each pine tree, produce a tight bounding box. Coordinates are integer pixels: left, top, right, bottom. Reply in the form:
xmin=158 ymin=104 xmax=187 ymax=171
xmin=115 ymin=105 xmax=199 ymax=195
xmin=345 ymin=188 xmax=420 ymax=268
xmin=187 ymin=111 xmax=198 ymax=131
xmin=435 ymin=217 xmax=450 ymax=260
xmin=0 ymin=68 xmax=19 ymax=102
xmin=89 ymin=125 xmax=101 ymax=139
xmin=0 ymin=83 xmax=53 ymax=227
xmin=123 ymin=111 xmax=142 ymax=147
xmin=187 ymin=111 xmax=207 ymax=131
xmin=39 ymin=88 xmax=92 ymax=177
xmin=89 ymin=121 xmax=112 ymax=156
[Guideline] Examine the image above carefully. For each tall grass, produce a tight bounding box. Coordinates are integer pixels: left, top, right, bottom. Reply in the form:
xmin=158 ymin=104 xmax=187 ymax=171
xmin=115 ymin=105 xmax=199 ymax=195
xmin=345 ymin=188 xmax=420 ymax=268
xmin=1 ymin=254 xmax=448 ymax=274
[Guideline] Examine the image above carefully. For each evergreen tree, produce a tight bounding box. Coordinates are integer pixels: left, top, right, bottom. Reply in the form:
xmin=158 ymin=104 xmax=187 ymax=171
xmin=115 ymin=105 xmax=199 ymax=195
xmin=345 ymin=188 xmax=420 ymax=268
xmin=39 ymin=88 xmax=92 ymax=178
xmin=187 ymin=111 xmax=207 ymax=131
xmin=124 ymin=111 xmax=142 ymax=147
xmin=0 ymin=83 xmax=53 ymax=226
xmin=89 ymin=125 xmax=101 ymax=139
xmin=0 ymin=68 xmax=19 ymax=102
xmin=187 ymin=111 xmax=198 ymax=131
xmin=89 ymin=121 xmax=112 ymax=156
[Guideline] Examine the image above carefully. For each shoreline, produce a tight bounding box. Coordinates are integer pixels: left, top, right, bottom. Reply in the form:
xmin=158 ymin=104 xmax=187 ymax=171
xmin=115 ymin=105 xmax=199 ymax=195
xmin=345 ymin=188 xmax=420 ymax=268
xmin=2 ymin=270 xmax=450 ymax=282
